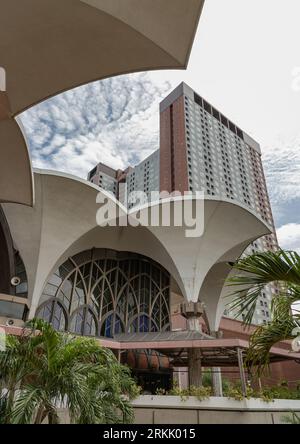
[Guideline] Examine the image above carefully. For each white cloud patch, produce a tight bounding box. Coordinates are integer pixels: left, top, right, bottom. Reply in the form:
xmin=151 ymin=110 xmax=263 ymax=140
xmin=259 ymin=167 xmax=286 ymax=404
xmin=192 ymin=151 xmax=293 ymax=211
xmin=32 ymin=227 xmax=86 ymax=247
xmin=262 ymin=137 xmax=300 ymax=225
xmin=20 ymin=73 xmax=171 ymax=178
xmin=20 ymin=72 xmax=299 ymax=231
xmin=277 ymin=223 xmax=300 ymax=253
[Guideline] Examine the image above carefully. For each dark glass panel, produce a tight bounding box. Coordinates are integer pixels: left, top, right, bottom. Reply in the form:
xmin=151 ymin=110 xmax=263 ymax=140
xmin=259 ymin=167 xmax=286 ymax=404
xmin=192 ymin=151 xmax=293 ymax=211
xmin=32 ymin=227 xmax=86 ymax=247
xmin=0 ymin=301 xmax=26 ymax=320
xmin=140 ymin=275 xmax=150 ymax=314
xmin=127 ymin=290 xmax=138 ymax=322
xmin=72 ymin=275 xmax=86 ymax=310
xmin=37 ymin=302 xmax=53 ymax=323
xmin=114 ymin=315 xmax=124 ymax=335
xmin=101 ymin=283 xmax=114 ymax=316
xmin=43 ymin=283 xmax=58 ymax=298
xmin=70 ymin=308 xmax=84 ymax=335
xmin=101 ymin=314 xmax=113 ymax=338
xmin=151 ymin=299 xmax=161 ymax=327
xmin=90 ymin=280 xmax=102 ymax=313
xmin=203 ymin=99 xmax=212 ymax=114
xmin=84 ymin=309 xmax=97 ymax=336
xmin=52 ymin=302 xmax=66 ymax=331
xmin=139 ymin=315 xmax=149 ymax=333
xmin=194 ymin=93 xmax=203 ymax=107
xmin=116 ymin=289 xmax=127 ymax=322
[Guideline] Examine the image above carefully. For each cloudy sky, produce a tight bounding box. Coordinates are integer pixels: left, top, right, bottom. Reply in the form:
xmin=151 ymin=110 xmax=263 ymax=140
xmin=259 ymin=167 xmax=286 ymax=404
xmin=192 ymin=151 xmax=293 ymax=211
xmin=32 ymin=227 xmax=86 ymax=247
xmin=20 ymin=0 xmax=300 ymax=252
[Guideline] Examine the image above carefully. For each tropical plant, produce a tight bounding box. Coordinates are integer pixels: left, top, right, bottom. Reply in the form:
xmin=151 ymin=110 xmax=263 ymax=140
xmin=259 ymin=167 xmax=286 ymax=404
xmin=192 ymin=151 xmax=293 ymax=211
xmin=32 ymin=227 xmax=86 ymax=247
xmin=155 ymin=378 xmax=300 ymax=402
xmin=227 ymin=249 xmax=300 ymax=376
xmin=168 ymin=383 xmax=211 ymax=402
xmin=0 ymin=319 xmax=138 ymax=424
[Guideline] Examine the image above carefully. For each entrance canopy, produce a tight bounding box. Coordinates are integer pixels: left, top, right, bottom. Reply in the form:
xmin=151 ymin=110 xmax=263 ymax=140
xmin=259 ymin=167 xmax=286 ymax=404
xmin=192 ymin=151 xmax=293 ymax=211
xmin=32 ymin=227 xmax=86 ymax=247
xmin=112 ymin=333 xmax=299 ymax=367
xmin=3 ymin=324 xmax=299 ymax=368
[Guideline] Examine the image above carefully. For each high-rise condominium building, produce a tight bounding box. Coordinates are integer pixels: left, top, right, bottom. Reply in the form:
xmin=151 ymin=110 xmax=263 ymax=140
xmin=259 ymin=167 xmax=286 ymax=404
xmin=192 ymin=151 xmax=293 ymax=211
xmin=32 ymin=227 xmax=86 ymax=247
xmin=88 ymin=151 xmax=160 ymax=208
xmin=88 ymin=82 xmax=278 ymax=325
xmin=88 ymin=162 xmax=120 ymax=196
xmin=160 ymin=82 xmax=278 ymax=325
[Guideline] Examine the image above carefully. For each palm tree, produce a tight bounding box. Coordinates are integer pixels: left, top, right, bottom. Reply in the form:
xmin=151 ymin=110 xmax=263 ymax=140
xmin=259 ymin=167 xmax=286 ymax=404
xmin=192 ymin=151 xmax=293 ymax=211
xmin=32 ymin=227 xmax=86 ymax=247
xmin=0 ymin=319 xmax=138 ymax=424
xmin=227 ymin=249 xmax=300 ymax=376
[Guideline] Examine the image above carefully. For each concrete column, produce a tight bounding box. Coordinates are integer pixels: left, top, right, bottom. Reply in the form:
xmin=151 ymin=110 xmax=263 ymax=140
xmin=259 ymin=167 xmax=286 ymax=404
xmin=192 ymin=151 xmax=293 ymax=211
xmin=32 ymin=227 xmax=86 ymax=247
xmin=188 ymin=348 xmax=202 ymax=387
xmin=212 ymin=367 xmax=223 ymax=397
xmin=181 ymin=302 xmax=204 ymax=388
xmin=237 ymin=348 xmax=247 ymax=397
xmin=211 ymin=331 xmax=223 ymax=397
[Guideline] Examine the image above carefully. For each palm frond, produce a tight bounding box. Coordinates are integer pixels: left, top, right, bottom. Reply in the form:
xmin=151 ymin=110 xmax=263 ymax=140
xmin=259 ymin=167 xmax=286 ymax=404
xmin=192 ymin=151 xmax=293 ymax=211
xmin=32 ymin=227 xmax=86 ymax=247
xmin=245 ymin=316 xmax=299 ymax=376
xmin=227 ymin=249 xmax=300 ymax=325
xmin=226 ymin=249 xmax=300 ymax=376
xmin=10 ymin=385 xmax=44 ymax=424
xmin=1 ymin=320 xmax=138 ymax=424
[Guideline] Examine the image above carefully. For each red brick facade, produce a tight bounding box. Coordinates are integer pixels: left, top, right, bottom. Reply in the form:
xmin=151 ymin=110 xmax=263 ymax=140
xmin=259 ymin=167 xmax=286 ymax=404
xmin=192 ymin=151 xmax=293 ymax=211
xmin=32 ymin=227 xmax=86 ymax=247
xmin=160 ymin=96 xmax=189 ymax=193
xmin=160 ymin=106 xmax=172 ymax=192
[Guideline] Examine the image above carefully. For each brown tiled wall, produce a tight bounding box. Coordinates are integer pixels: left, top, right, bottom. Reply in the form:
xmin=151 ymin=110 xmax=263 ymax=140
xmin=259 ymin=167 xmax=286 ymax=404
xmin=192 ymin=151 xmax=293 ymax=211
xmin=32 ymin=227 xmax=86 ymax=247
xmin=160 ymin=96 xmax=189 ymax=193
xmin=160 ymin=106 xmax=172 ymax=192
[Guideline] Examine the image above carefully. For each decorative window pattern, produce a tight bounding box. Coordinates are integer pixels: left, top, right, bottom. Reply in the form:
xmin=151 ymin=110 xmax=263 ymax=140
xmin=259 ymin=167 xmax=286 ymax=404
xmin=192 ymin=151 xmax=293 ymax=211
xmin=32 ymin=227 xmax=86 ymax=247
xmin=14 ymin=252 xmax=28 ymax=297
xmin=36 ymin=249 xmax=171 ymax=338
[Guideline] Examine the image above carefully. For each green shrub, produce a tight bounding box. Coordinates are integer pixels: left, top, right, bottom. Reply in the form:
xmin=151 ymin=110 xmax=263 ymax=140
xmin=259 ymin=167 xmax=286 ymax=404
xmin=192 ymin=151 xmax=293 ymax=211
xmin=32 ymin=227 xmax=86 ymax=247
xmin=168 ymin=381 xmax=211 ymax=402
xmin=156 ymin=377 xmax=300 ymax=403
xmin=222 ymin=381 xmax=300 ymax=403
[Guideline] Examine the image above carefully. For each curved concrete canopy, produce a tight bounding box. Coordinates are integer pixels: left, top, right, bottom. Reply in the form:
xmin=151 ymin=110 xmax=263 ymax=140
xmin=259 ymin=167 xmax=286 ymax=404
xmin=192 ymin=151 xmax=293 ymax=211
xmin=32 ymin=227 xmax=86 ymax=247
xmin=1 ymin=0 xmax=204 ymax=115
xmin=0 ymin=115 xmax=34 ymax=206
xmin=0 ymin=207 xmax=15 ymax=294
xmin=0 ymin=0 xmax=204 ymax=206
xmin=2 ymin=170 xmax=270 ymax=328
xmin=198 ymin=242 xmax=258 ymax=333
xmin=135 ymin=198 xmax=271 ymax=300
xmin=130 ymin=199 xmax=271 ymax=331
xmin=3 ymin=170 xmax=185 ymax=317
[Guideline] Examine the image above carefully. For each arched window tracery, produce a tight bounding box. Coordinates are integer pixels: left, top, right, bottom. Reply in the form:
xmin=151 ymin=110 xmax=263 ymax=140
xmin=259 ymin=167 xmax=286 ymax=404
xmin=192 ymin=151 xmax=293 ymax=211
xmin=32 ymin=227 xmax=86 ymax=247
xmin=36 ymin=250 xmax=170 ymax=339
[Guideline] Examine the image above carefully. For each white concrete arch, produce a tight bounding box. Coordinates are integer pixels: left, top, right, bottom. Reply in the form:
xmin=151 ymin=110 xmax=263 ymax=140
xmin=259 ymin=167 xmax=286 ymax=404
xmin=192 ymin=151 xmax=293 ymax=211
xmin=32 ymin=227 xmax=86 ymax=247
xmin=2 ymin=170 xmax=186 ymax=317
xmin=198 ymin=240 xmax=263 ymax=334
xmin=2 ymin=169 xmax=270 ymax=327
xmin=34 ymin=225 xmax=186 ymax=319
xmin=136 ymin=198 xmax=271 ymax=304
xmin=2 ymin=170 xmax=125 ymax=313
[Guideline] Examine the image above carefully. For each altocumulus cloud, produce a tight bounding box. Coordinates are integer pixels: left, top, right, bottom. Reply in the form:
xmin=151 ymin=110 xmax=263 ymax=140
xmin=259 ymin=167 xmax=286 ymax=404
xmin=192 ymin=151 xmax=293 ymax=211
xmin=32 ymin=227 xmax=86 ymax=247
xmin=20 ymin=73 xmax=171 ymax=178
xmin=277 ymin=223 xmax=300 ymax=254
xmin=262 ymin=137 xmax=300 ymax=227
xmin=20 ymin=71 xmax=299 ymax=246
